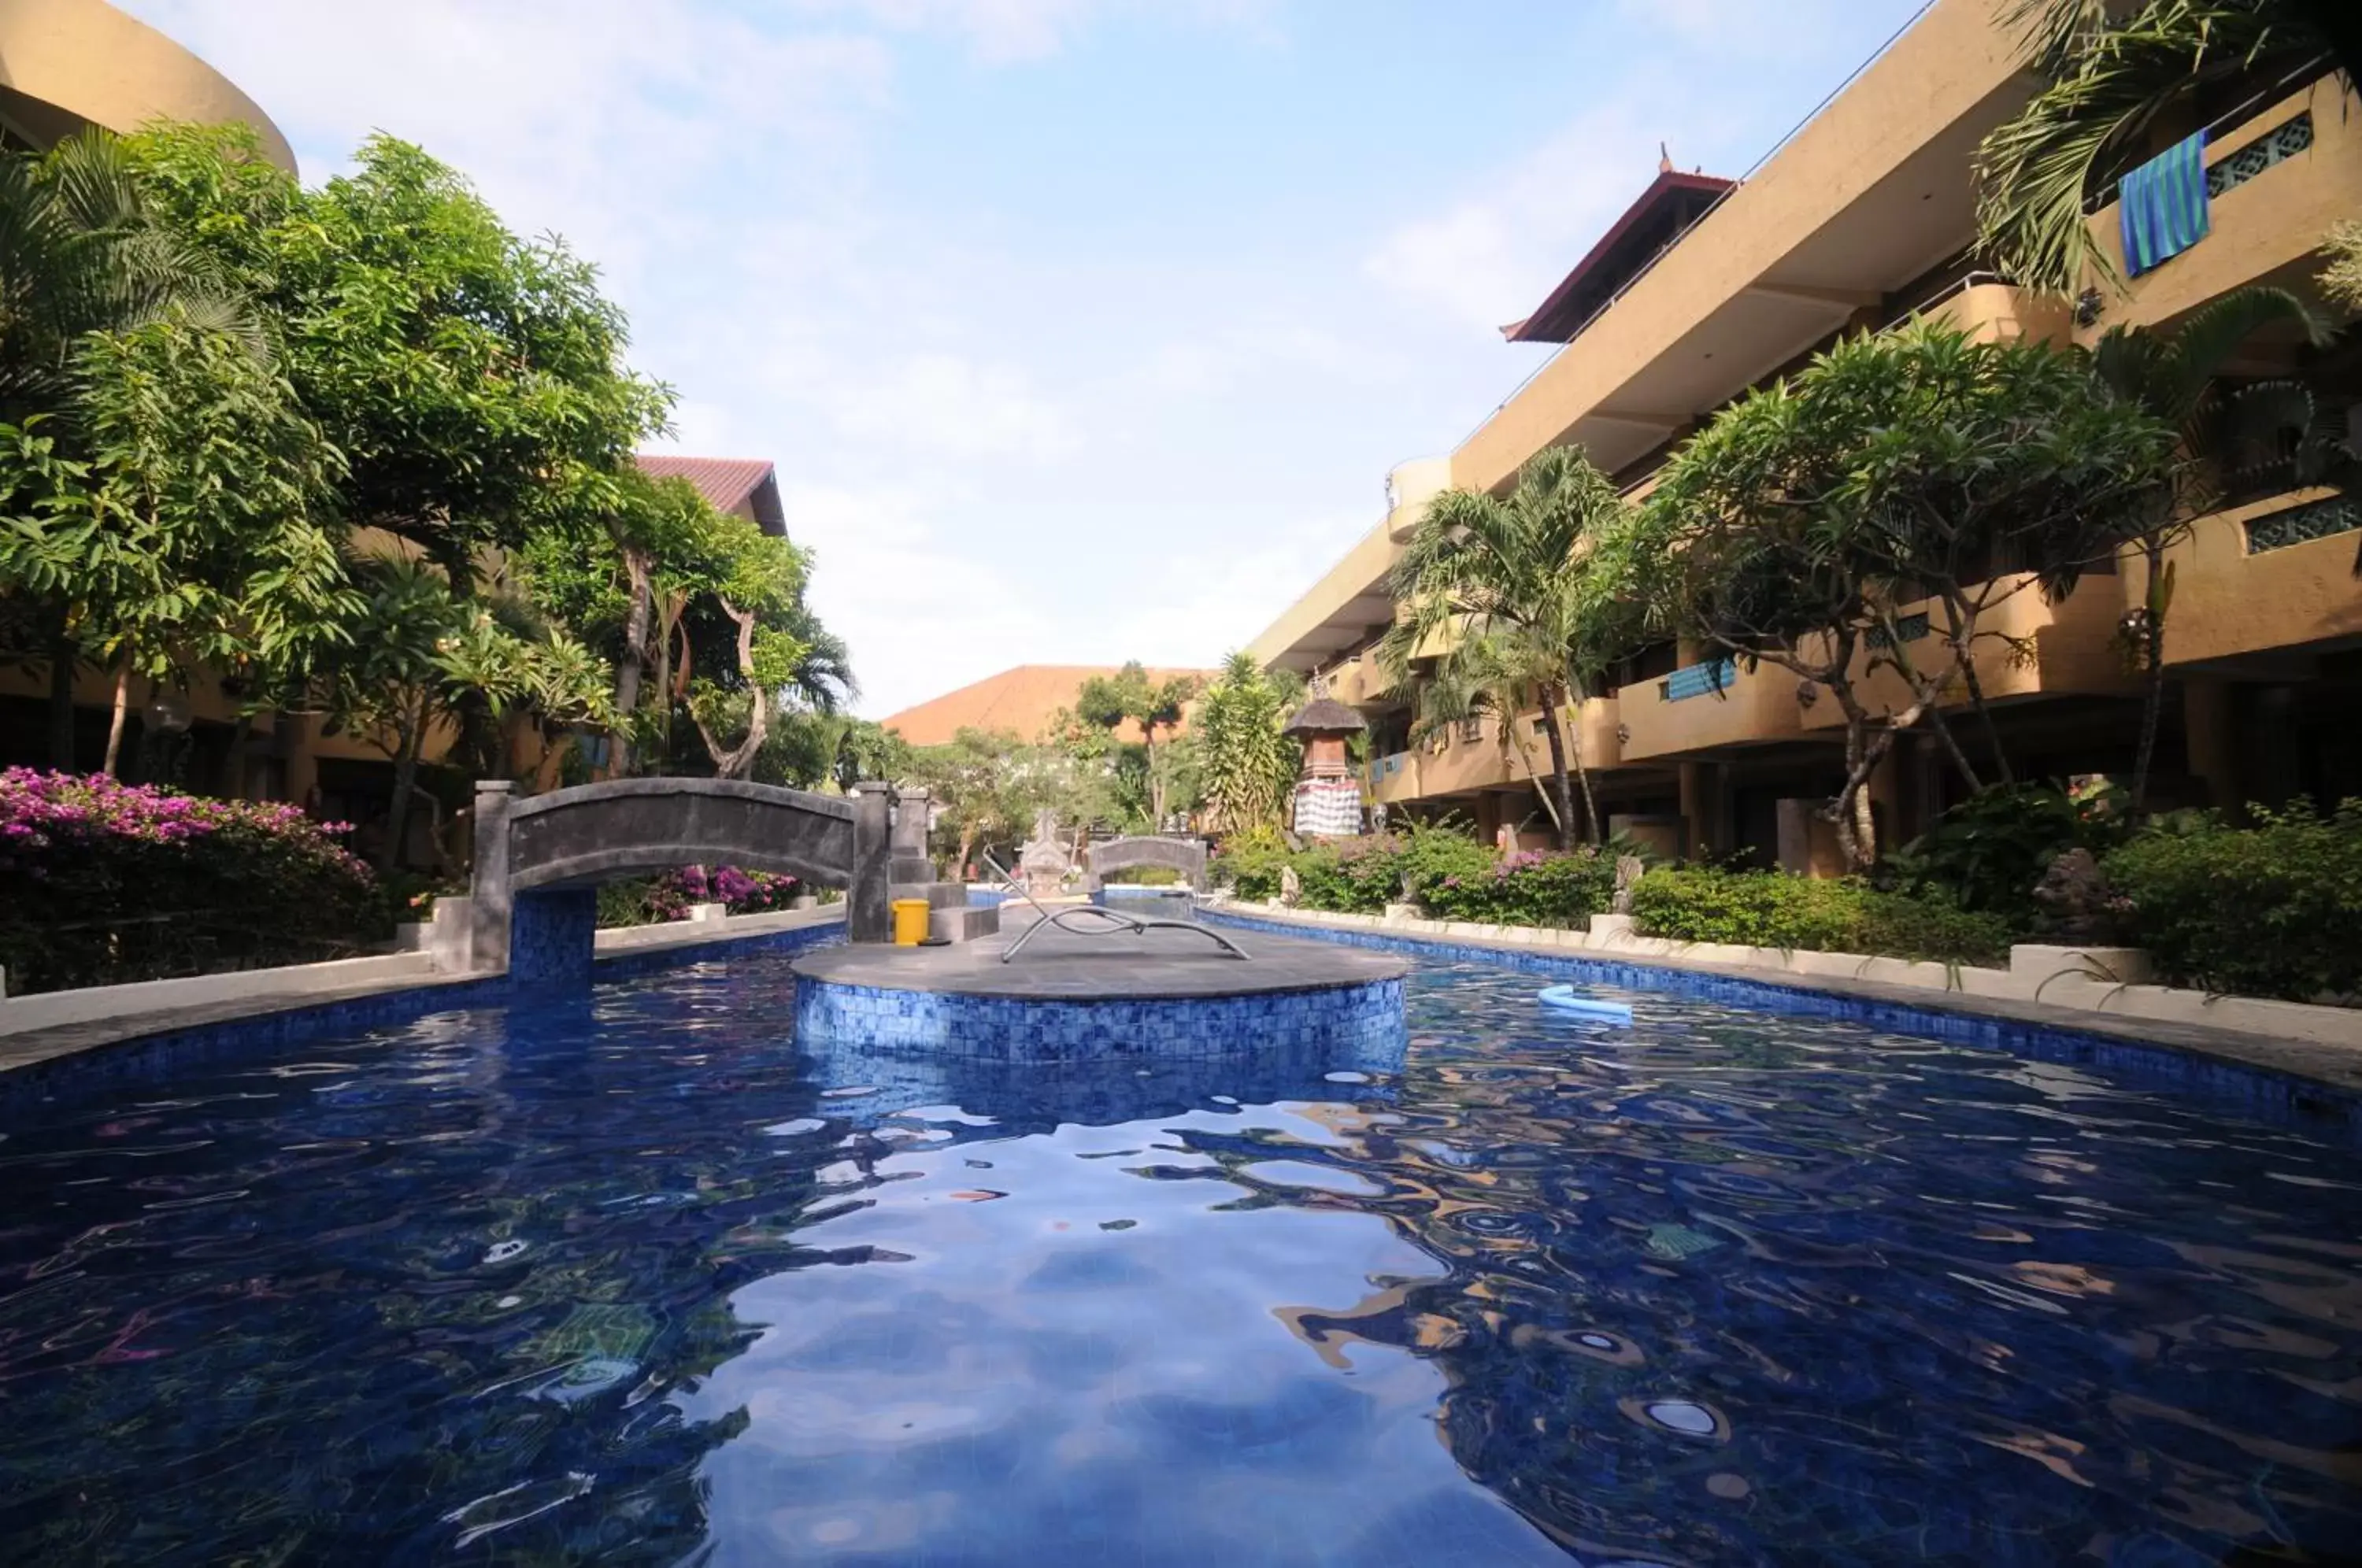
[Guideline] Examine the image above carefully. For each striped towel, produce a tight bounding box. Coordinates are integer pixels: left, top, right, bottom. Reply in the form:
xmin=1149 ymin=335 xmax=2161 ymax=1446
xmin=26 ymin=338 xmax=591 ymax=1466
xmin=2119 ymin=130 xmax=2209 ymax=278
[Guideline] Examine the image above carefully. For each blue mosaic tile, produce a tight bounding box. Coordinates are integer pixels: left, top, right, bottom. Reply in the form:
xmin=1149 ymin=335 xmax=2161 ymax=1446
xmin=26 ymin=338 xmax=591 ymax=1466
xmin=1202 ymin=910 xmax=2362 ymax=1143
xmin=794 ymin=973 xmax=1408 ymax=1067
xmin=0 ymin=918 xmax=846 ymax=1128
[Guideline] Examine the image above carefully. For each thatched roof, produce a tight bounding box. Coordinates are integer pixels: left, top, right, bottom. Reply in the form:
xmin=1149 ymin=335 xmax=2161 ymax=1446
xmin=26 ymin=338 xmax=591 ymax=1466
xmin=1282 ymin=697 xmax=1366 ymax=737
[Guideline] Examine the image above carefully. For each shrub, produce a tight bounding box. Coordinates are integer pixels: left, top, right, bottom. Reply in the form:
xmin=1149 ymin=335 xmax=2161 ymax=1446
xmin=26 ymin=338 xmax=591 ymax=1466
xmin=1883 ymin=779 xmax=2127 ymax=927
xmin=1422 ymin=849 xmax=1616 ymax=928
xmin=595 ymin=864 xmax=802 ymax=928
xmin=1631 ymin=866 xmax=2012 ymax=967
xmin=0 ymin=768 xmax=383 ymax=993
xmin=1212 ymin=827 xmax=1292 ymax=901
xmin=2105 ymin=801 xmax=2362 ymax=1004
xmin=1102 ymin=864 xmax=1182 ymax=886
xmin=1294 ymin=835 xmax=1406 ymax=914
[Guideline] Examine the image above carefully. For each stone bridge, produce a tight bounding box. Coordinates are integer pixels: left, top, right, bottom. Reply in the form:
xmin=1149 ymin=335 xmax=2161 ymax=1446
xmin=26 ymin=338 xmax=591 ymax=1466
xmin=1083 ymin=835 xmax=1208 ymax=892
xmin=468 ymin=777 xmax=930 ymax=985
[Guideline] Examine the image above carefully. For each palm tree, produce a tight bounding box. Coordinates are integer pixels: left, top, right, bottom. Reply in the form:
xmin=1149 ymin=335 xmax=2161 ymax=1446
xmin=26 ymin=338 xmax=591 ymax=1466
xmin=0 ymin=130 xmax=263 ymax=766
xmin=1973 ymin=0 xmax=2343 ymax=298
xmin=1398 ymin=630 xmax=1572 ymax=841
xmin=2089 ymin=285 xmax=2332 ymax=806
xmin=1379 ymin=446 xmax=1635 ymax=850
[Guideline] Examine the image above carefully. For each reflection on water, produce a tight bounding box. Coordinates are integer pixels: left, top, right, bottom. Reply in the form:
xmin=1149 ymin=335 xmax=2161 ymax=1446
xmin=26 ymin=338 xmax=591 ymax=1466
xmin=2 ymin=949 xmax=2360 ymax=1563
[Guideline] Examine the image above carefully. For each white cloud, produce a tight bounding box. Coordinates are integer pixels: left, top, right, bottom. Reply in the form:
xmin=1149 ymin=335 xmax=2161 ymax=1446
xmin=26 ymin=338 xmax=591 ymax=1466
xmin=829 ymin=354 xmax=1079 ymax=464
xmin=1364 ymin=99 xmax=1675 ymax=334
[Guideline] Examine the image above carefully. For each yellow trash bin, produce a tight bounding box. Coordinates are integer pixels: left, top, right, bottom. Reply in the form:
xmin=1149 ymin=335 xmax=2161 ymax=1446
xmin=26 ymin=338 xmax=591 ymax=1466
xmin=892 ymin=898 xmax=932 ymax=946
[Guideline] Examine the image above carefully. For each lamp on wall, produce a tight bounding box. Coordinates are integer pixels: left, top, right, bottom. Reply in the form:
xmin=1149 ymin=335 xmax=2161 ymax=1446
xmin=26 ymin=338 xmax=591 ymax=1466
xmin=145 ymin=691 xmax=193 ymax=735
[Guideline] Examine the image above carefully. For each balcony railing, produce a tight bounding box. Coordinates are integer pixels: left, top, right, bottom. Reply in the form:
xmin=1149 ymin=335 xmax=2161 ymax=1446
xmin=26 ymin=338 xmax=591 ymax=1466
xmin=2246 ymin=491 xmax=2360 ymax=553
xmin=1659 ymin=658 xmax=1737 ymax=703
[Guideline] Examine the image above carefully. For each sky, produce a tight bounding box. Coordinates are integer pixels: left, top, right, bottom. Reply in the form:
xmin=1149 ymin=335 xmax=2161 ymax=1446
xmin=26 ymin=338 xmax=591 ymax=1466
xmin=125 ymin=0 xmax=1931 ymax=719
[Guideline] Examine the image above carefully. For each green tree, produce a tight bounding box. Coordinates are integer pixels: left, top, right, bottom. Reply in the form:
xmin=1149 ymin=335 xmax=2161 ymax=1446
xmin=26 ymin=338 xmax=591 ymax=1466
xmin=1074 ymin=661 xmax=1201 ymax=829
xmin=0 ymin=317 xmax=351 ymax=777
xmin=2086 ymin=287 xmax=2339 ymax=804
xmin=1640 ymin=323 xmax=2173 ymax=868
xmin=1972 ymin=0 xmax=2345 ymax=297
xmin=0 ymin=130 xmax=272 ymax=762
xmin=905 ymin=727 xmax=1035 ymax=873
xmin=1380 ymin=445 xmax=1635 ymax=849
xmin=313 ymin=557 xmax=610 ymax=869
xmin=1193 ymin=651 xmax=1302 ymax=836
xmin=121 ymin=125 xmax=671 ymax=579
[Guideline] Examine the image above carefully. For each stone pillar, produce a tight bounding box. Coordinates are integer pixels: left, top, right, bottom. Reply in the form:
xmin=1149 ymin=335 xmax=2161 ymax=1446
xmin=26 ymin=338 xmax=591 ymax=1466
xmin=508 ymin=889 xmax=598 ymax=988
xmin=2182 ymin=677 xmax=2240 ymax=813
xmin=890 ymin=786 xmax=935 ymax=887
xmin=849 ymin=782 xmax=894 ymax=943
xmin=467 ymin=780 xmax=516 ymax=974
xmin=1677 ymin=761 xmax=1721 ymax=861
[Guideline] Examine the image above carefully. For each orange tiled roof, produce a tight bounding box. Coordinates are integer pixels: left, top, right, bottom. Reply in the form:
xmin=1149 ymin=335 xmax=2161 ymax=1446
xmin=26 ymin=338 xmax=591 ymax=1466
xmin=880 ymin=664 xmax=1216 ymax=748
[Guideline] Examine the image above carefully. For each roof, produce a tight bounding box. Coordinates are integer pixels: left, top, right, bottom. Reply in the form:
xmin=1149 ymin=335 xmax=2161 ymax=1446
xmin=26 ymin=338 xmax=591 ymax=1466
xmin=1501 ymin=168 xmax=1735 ymax=345
xmin=1282 ymin=697 xmax=1367 ymax=737
xmin=880 ymin=664 xmax=1218 ymax=749
xmin=635 ymin=454 xmax=787 ymax=536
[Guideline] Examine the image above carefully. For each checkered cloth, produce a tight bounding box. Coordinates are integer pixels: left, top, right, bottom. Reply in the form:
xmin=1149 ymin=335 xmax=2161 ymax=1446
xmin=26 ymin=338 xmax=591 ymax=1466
xmin=1291 ymin=778 xmax=1364 ymax=838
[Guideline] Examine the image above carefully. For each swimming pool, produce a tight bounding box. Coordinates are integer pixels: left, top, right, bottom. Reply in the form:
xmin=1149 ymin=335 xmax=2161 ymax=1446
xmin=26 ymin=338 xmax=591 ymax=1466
xmin=3 ymin=941 xmax=2358 ymax=1564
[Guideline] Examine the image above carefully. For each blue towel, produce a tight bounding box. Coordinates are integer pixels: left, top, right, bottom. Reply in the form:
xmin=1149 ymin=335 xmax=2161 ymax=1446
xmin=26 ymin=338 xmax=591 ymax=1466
xmin=2120 ymin=131 xmax=2209 ymax=277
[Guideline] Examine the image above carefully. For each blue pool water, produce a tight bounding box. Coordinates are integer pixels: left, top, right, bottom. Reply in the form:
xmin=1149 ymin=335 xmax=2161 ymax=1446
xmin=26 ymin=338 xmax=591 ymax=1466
xmin=4 ymin=945 xmax=2361 ymax=1565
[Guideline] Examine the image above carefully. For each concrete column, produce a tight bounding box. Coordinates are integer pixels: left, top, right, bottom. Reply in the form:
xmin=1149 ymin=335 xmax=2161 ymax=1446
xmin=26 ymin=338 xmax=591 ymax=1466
xmin=1677 ymin=760 xmax=1722 ymax=860
xmin=849 ymin=782 xmax=893 ymax=943
xmin=889 ymin=786 xmax=935 ymax=887
xmin=2182 ymin=677 xmax=2240 ymax=813
xmin=466 ymin=780 xmax=516 ymax=974
xmin=1867 ymin=738 xmax=1906 ymax=852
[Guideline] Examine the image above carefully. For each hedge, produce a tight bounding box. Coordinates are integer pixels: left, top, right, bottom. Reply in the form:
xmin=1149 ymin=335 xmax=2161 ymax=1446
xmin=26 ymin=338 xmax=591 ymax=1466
xmin=598 ymin=864 xmax=804 ymax=928
xmin=1213 ymin=826 xmax=1615 ymax=929
xmin=1629 ymin=866 xmax=2012 ymax=967
xmin=2105 ymin=801 xmax=2362 ymax=1004
xmin=0 ymin=768 xmax=385 ymax=994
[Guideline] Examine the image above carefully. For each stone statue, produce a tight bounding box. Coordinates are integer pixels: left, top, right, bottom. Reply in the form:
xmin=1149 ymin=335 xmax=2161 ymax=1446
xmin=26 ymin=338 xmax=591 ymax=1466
xmin=2031 ymin=848 xmax=2127 ymax=944
xmin=1611 ymin=855 xmax=1646 ymax=915
xmin=1279 ymin=864 xmax=1302 ymax=908
xmin=1017 ymin=809 xmax=1072 ymax=897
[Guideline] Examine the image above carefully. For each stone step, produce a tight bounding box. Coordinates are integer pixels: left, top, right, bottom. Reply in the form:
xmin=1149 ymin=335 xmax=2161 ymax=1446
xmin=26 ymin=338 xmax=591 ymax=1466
xmin=930 ymin=903 xmax=1001 ymax=944
xmin=891 ymin=882 xmax=970 ymax=912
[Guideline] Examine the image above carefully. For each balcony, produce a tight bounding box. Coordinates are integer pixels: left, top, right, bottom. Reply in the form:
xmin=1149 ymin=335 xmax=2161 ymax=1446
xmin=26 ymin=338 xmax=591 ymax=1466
xmin=1620 ymin=656 xmax=1807 ymax=762
xmin=1361 ymin=698 xmax=1625 ymax=806
xmin=1915 ymin=278 xmax=2071 ymax=346
xmin=2154 ymin=489 xmax=2362 ymax=668
xmin=1799 ymin=577 xmax=2136 ymax=734
xmin=2081 ymin=75 xmax=2361 ymax=340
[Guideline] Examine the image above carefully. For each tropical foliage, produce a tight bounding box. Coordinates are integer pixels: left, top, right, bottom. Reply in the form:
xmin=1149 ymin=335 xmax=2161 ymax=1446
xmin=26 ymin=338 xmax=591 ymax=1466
xmin=0 ymin=767 xmax=382 ymax=992
xmin=1192 ymin=651 xmax=1300 ymax=835
xmin=2105 ymin=799 xmax=2362 ymax=1001
xmin=1634 ymin=321 xmax=2173 ymax=867
xmin=1972 ymin=0 xmax=2343 ymax=296
xmin=1629 ymin=867 xmax=2016 ymax=967
xmin=1383 ymin=446 xmax=1637 ymax=848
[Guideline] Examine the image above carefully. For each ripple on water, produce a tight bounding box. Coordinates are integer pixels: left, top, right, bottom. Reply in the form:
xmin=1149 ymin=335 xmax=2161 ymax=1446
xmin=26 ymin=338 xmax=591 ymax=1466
xmin=1 ymin=952 xmax=2360 ymax=1566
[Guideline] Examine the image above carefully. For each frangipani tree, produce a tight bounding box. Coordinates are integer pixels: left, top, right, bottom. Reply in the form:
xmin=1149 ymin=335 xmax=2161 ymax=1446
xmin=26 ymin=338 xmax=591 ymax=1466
xmin=1639 ymin=322 xmax=2173 ymax=869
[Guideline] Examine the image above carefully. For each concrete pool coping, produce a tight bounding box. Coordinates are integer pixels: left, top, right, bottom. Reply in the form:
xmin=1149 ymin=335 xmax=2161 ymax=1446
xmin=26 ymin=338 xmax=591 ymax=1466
xmin=0 ymin=904 xmax=848 ymax=1083
xmin=790 ymin=909 xmax=1406 ymax=999
xmin=1204 ymin=899 xmax=2362 ymax=1100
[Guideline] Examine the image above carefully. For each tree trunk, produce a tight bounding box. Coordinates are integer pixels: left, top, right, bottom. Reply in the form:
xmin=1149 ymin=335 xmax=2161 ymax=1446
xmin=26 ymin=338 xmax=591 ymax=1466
xmin=380 ymin=692 xmax=428 ymax=875
xmin=1940 ymin=591 xmax=2012 ymax=787
xmin=609 ymin=545 xmax=653 ymax=778
xmin=101 ymin=654 xmax=132 ymax=778
xmin=224 ymin=712 xmax=255 ymax=800
xmin=1560 ymin=668 xmax=1602 ymax=843
xmin=1532 ymin=698 xmax=1579 ymax=852
xmin=2131 ymin=542 xmax=2169 ymax=813
xmin=690 ymin=597 xmax=768 ymax=780
xmin=46 ymin=633 xmax=78 ymax=771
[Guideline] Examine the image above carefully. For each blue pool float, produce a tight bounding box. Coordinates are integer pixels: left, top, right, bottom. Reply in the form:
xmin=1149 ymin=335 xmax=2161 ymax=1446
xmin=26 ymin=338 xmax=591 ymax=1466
xmin=1536 ymin=985 xmax=1634 ymax=1024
